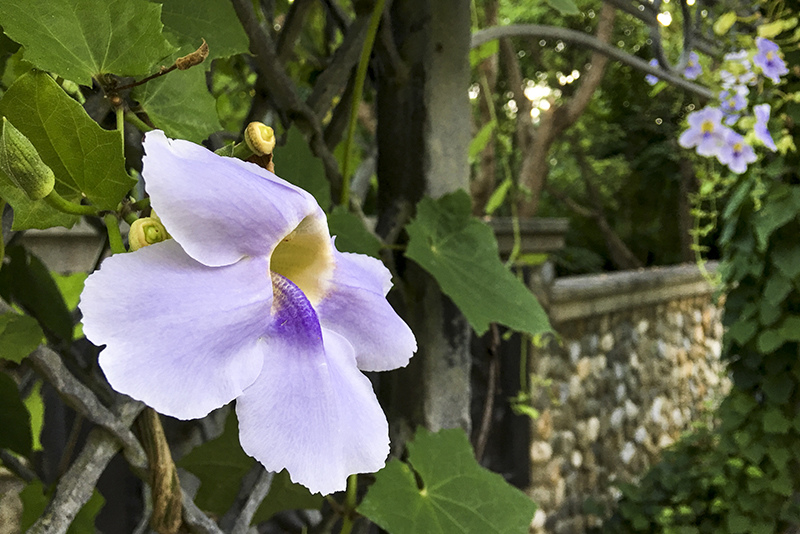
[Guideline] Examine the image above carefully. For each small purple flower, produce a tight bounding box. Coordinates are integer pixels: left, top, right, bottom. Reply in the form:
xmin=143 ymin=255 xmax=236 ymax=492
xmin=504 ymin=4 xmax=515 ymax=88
xmin=678 ymin=107 xmax=727 ymax=157
xmin=683 ymin=51 xmax=702 ymax=80
xmin=645 ymin=58 xmax=660 ymax=85
xmin=719 ymin=86 xmax=748 ymax=125
xmin=717 ymin=129 xmax=756 ymax=174
xmin=754 ymin=37 xmax=788 ymax=83
xmin=80 ymin=131 xmax=417 ymax=495
xmin=754 ymin=103 xmax=777 ymax=151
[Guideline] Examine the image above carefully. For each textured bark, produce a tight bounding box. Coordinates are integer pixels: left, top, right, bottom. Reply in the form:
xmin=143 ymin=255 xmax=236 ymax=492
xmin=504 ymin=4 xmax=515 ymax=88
xmin=517 ymin=3 xmax=616 ymax=217
xmin=470 ymin=0 xmax=499 ymax=215
xmin=376 ymin=0 xmax=472 ymax=446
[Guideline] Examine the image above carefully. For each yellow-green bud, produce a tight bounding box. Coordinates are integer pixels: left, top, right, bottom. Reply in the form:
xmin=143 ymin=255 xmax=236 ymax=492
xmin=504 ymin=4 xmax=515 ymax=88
xmin=0 ymin=117 xmax=55 ymax=200
xmin=244 ymin=122 xmax=276 ymax=156
xmin=129 ymin=217 xmax=169 ymax=251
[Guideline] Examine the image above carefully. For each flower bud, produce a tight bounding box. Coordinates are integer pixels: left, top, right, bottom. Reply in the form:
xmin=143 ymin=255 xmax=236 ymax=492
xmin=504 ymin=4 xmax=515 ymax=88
xmin=129 ymin=216 xmax=169 ymax=251
xmin=175 ymin=39 xmax=209 ymax=70
xmin=0 ymin=118 xmax=55 ymax=200
xmin=244 ymin=122 xmax=276 ymax=156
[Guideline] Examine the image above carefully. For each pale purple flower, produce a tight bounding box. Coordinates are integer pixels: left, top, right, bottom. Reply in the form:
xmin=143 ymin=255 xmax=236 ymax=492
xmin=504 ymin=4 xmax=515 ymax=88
xmin=645 ymin=58 xmax=660 ymax=85
xmin=79 ymin=131 xmax=416 ymax=495
xmin=719 ymin=86 xmax=748 ymax=125
xmin=717 ymin=129 xmax=756 ymax=174
xmin=754 ymin=37 xmax=788 ymax=83
xmin=754 ymin=103 xmax=777 ymax=151
xmin=678 ymin=107 xmax=727 ymax=157
xmin=683 ymin=51 xmax=702 ymax=80
xmin=720 ymin=50 xmax=755 ymax=88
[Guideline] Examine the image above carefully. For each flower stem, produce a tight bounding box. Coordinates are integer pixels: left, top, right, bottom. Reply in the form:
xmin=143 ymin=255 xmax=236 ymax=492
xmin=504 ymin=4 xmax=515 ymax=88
xmin=116 ymin=105 xmax=125 ymax=151
xmin=130 ymin=197 xmax=151 ymax=212
xmin=43 ymin=189 xmax=98 ymax=216
xmin=124 ymin=112 xmax=153 ymax=134
xmin=339 ymin=473 xmax=359 ymax=534
xmin=340 ymin=0 xmax=386 ymax=207
xmin=104 ymin=213 xmax=126 ymax=254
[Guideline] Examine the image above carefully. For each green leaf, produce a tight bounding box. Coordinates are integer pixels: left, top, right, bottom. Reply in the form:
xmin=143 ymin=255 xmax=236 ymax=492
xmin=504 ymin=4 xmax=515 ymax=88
xmin=177 ymin=411 xmax=253 ymax=516
xmin=763 ymin=408 xmax=792 ymax=434
xmin=727 ymin=513 xmax=752 ymax=534
xmin=132 ymin=65 xmax=221 ymax=143
xmin=159 ymin=0 xmax=249 ymax=61
xmin=0 ymin=311 xmax=44 ymax=363
xmin=327 ymin=206 xmax=382 ymax=258
xmin=0 ymin=71 xmax=135 ymax=210
xmin=468 ymin=120 xmax=495 ymax=163
xmin=485 ymin=178 xmax=511 ymax=215
xmin=469 ymin=41 xmax=498 ymax=69
xmin=728 ymin=319 xmax=757 ymax=345
xmin=763 ymin=373 xmax=794 ymax=404
xmin=0 ymin=246 xmax=73 ymax=342
xmin=251 ymin=470 xmax=323 ymax=524
xmin=51 ymin=272 xmax=88 ymax=311
xmin=763 ymin=273 xmax=792 ymax=306
xmin=0 ymin=157 xmax=78 ymax=230
xmin=24 ymin=380 xmax=44 ymax=451
xmin=767 ymin=445 xmax=791 ymax=471
xmin=0 ymin=371 xmax=32 ymax=456
xmin=359 ymin=428 xmax=537 ymax=534
xmin=405 ymin=191 xmax=551 ymax=336
xmin=20 ymin=480 xmax=104 ymax=533
xmin=753 ymin=188 xmax=800 ymax=251
xmin=277 ymin=127 xmax=331 ymax=209
xmin=0 ymin=0 xmax=175 ymax=86
xmin=779 ymin=315 xmax=800 ymax=342
xmin=547 ymin=0 xmax=580 ymax=15
xmin=772 ymin=245 xmax=800 ymax=280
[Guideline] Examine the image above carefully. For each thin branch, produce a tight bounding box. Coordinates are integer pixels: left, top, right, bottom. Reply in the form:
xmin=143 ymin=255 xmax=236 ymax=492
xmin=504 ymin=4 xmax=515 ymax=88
xmin=475 ymin=324 xmax=501 ymax=462
xmin=26 ymin=346 xmax=148 ymax=471
xmin=232 ymin=467 xmax=275 ymax=534
xmin=230 ymin=0 xmax=343 ymax=201
xmin=471 ymin=24 xmax=714 ymax=100
xmin=0 ymin=449 xmax=36 ymax=482
xmin=27 ymin=400 xmax=144 ymax=534
xmin=182 ymin=491 xmax=225 ymax=534
xmin=276 ymin=0 xmax=316 ymax=64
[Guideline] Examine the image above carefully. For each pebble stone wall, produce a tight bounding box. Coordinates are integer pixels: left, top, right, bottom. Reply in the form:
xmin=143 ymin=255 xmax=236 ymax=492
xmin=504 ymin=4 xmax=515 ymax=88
xmin=526 ymin=264 xmax=728 ymax=533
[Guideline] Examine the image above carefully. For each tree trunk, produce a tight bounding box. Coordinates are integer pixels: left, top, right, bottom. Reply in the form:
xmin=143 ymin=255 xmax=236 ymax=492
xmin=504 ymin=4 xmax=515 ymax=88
xmin=375 ymin=0 xmax=473 ymax=449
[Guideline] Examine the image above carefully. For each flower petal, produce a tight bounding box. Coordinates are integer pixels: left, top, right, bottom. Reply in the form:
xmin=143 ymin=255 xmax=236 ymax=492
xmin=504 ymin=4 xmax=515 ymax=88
xmin=236 ymin=274 xmax=389 ymax=495
xmin=80 ymin=240 xmax=271 ymax=419
xmin=142 ymin=130 xmax=325 ymax=267
xmin=317 ymin=249 xmax=416 ymax=371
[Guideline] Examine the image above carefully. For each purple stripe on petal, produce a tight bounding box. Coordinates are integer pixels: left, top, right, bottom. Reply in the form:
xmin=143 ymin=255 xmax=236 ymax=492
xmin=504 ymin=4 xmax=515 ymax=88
xmin=237 ymin=291 xmax=389 ymax=494
xmin=316 ymin=249 xmax=416 ymax=371
xmin=142 ymin=131 xmax=325 ymax=267
xmin=80 ymin=240 xmax=271 ymax=419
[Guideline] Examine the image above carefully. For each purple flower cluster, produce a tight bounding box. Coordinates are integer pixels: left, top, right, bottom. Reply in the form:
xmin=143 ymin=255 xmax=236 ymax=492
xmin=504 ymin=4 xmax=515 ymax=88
xmin=678 ymin=38 xmax=785 ymax=174
xmin=644 ymin=51 xmax=703 ymax=86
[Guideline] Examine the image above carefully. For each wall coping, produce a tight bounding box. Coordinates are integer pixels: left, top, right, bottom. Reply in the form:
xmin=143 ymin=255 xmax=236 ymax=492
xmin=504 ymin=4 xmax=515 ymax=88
xmin=548 ymin=262 xmax=720 ymax=323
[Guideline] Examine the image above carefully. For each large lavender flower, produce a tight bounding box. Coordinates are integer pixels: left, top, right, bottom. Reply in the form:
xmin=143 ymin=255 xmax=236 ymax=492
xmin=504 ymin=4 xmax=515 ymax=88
xmin=754 ymin=37 xmax=788 ymax=83
xmin=754 ymin=103 xmax=777 ymax=151
xmin=717 ymin=129 xmax=756 ymax=174
xmin=683 ymin=51 xmax=702 ymax=80
xmin=678 ymin=107 xmax=727 ymax=157
xmin=79 ymin=131 xmax=417 ymax=495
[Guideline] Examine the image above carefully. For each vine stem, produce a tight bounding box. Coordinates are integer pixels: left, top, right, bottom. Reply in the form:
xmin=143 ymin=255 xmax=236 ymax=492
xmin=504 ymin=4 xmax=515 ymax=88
xmin=104 ymin=213 xmax=126 ymax=254
xmin=43 ymin=189 xmax=98 ymax=216
xmin=340 ymin=0 xmax=386 ymax=207
xmin=339 ymin=473 xmax=359 ymax=534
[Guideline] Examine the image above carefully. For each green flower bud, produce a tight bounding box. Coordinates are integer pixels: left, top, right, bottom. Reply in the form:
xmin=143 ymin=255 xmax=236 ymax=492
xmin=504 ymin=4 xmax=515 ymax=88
xmin=244 ymin=122 xmax=276 ymax=157
xmin=0 ymin=117 xmax=55 ymax=200
xmin=129 ymin=217 xmax=169 ymax=251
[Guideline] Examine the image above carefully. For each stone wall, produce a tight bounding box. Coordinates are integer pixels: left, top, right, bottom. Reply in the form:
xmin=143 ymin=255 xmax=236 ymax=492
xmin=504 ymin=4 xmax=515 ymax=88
xmin=527 ymin=263 xmax=728 ymax=533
